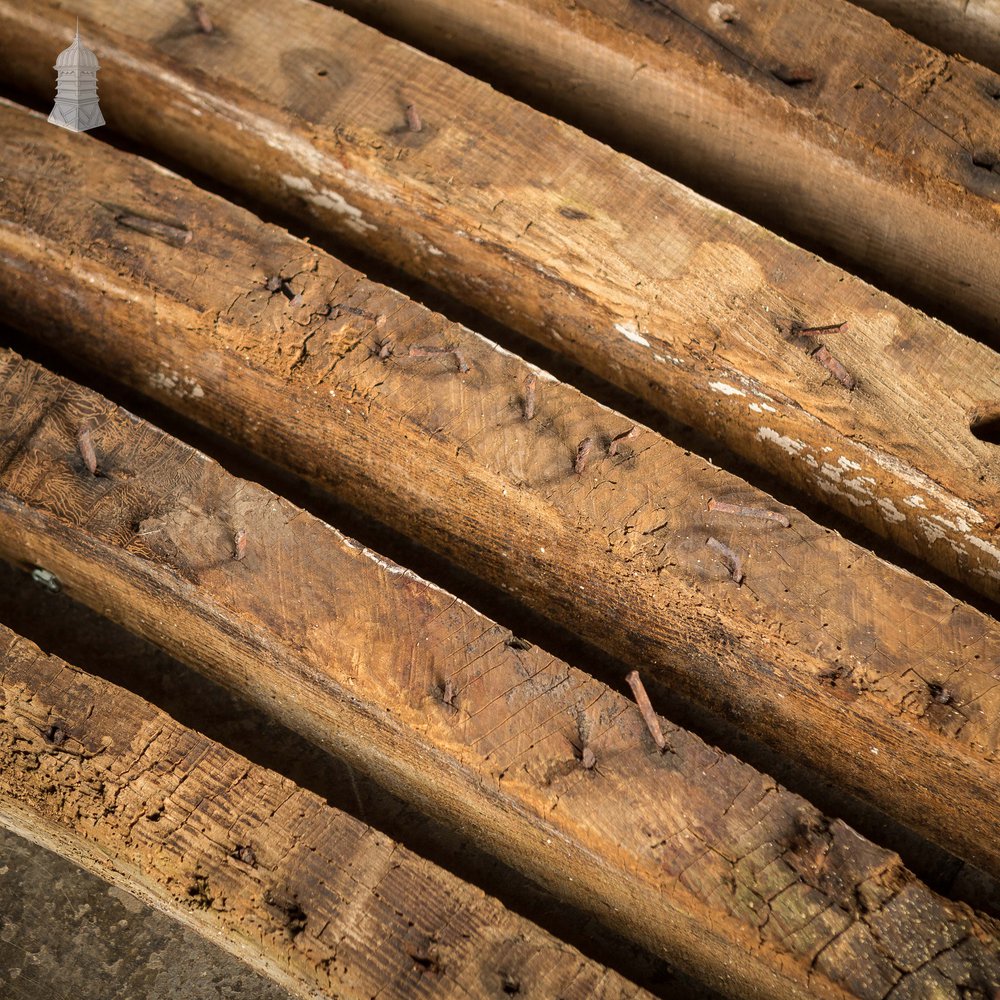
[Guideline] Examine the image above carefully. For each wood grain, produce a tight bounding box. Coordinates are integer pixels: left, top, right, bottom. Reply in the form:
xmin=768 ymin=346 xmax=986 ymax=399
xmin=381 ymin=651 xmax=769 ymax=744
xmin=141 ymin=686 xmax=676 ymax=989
xmin=1 ymin=350 xmax=999 ymax=999
xmin=0 ymin=2 xmax=997 ymax=604
xmin=850 ymin=0 xmax=1000 ymax=73
xmin=0 ymin=624 xmax=650 ymax=1000
xmin=337 ymin=0 xmax=1000 ymax=336
xmin=0 ymin=102 xmax=998 ymax=880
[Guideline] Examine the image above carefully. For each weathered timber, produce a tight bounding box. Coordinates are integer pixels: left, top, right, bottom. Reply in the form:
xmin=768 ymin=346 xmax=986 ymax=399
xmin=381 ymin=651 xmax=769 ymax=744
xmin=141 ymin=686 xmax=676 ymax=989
xmin=0 ymin=8 xmax=997 ymax=604
xmin=0 ymin=624 xmax=650 ymax=1000
xmin=0 ymin=105 xmax=998 ymax=879
xmin=337 ymin=0 xmax=1000 ymax=337
xmin=2 ymin=352 xmax=1000 ymax=1000
xmin=851 ymin=0 xmax=1000 ymax=73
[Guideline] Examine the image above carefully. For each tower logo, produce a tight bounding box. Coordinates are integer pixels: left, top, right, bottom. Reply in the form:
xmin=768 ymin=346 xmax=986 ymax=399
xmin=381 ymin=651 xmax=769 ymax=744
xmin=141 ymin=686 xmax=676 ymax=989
xmin=49 ymin=21 xmax=105 ymax=133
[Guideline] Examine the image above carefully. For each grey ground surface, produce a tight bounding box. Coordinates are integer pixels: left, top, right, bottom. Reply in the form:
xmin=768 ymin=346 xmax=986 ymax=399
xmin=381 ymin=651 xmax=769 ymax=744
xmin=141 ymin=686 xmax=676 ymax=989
xmin=0 ymin=827 xmax=293 ymax=1000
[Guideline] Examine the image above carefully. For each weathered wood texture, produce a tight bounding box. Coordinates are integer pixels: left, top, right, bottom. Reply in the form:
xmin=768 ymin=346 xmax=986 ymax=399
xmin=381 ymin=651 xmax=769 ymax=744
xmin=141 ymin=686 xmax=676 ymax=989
xmin=0 ymin=624 xmax=650 ymax=1000
xmin=335 ymin=0 xmax=1000 ymax=337
xmin=3 ymin=353 xmax=1000 ymax=1000
xmin=0 ymin=6 xmax=997 ymax=605
xmin=1 ymin=104 xmax=998 ymax=879
xmin=851 ymin=0 xmax=1000 ymax=73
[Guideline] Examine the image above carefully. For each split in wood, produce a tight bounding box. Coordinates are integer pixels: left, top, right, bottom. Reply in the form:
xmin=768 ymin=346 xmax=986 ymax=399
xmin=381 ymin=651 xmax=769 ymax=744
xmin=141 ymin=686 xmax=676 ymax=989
xmin=625 ymin=670 xmax=671 ymax=753
xmin=795 ymin=321 xmax=847 ymax=336
xmin=192 ymin=2 xmax=213 ymax=34
xmin=405 ymin=103 xmax=423 ymax=132
xmin=706 ymin=536 xmax=744 ymax=585
xmin=811 ymin=344 xmax=857 ymax=390
xmin=408 ymin=344 xmax=470 ymax=373
xmin=708 ymin=498 xmax=790 ymax=528
xmin=574 ymin=437 xmax=593 ymax=474
xmin=522 ymin=373 xmax=537 ymax=420
xmin=77 ymin=425 xmax=98 ymax=476
xmin=609 ymin=426 xmax=638 ymax=457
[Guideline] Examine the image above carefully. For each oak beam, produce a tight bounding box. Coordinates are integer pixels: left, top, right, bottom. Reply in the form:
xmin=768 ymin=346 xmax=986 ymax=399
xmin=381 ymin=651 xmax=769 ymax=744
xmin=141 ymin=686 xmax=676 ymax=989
xmin=0 ymin=105 xmax=998 ymax=879
xmin=0 ymin=3 xmax=996 ymax=604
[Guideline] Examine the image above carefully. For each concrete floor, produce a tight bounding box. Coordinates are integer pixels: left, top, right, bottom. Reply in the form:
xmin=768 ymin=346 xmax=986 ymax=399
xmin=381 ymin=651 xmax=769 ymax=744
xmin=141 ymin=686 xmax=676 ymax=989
xmin=0 ymin=827 xmax=292 ymax=1000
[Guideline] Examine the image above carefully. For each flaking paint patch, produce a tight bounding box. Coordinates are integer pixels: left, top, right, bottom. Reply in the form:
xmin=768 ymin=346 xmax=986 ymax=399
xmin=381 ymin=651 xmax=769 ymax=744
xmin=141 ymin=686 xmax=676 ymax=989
xmin=709 ymin=382 xmax=744 ymax=397
xmin=280 ymin=174 xmax=376 ymax=235
xmin=615 ymin=321 xmax=650 ymax=347
xmin=756 ymin=427 xmax=806 ymax=456
xmin=149 ymin=365 xmax=205 ymax=400
xmin=877 ymin=498 xmax=905 ymax=523
xmin=966 ymin=536 xmax=1000 ymax=580
xmin=904 ymin=495 xmax=927 ymax=509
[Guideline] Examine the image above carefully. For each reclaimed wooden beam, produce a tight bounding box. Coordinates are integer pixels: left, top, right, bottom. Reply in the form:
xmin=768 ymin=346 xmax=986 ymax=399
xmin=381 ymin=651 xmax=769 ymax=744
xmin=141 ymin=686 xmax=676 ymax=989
xmin=0 ymin=6 xmax=997 ymax=606
xmin=0 ymin=104 xmax=998 ymax=879
xmin=0 ymin=623 xmax=651 ymax=1000
xmin=850 ymin=0 xmax=1000 ymax=73
xmin=333 ymin=0 xmax=1000 ymax=338
xmin=2 ymin=350 xmax=999 ymax=1000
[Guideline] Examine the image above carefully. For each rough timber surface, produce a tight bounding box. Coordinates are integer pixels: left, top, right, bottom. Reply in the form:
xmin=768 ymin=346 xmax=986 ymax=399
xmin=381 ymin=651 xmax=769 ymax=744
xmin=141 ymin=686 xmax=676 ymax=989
xmin=0 ymin=6 xmax=998 ymax=606
xmin=2 ymin=352 xmax=1000 ymax=1000
xmin=850 ymin=0 xmax=1000 ymax=74
xmin=336 ymin=0 xmax=1000 ymax=336
xmin=0 ymin=623 xmax=651 ymax=1000
xmin=0 ymin=105 xmax=999 ymax=880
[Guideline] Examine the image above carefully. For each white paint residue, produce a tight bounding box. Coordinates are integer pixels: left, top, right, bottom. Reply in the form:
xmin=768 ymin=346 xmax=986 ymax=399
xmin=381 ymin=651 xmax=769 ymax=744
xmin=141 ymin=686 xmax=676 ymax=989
xmin=877 ymin=499 xmax=905 ymax=523
xmin=615 ymin=321 xmax=650 ymax=348
xmin=820 ymin=463 xmax=842 ymax=483
xmin=749 ymin=403 xmax=763 ymax=414
xmin=931 ymin=514 xmax=971 ymax=534
xmin=709 ymin=381 xmax=745 ymax=397
xmin=280 ymin=174 xmax=377 ymax=235
xmin=966 ymin=534 xmax=1000 ymax=567
xmin=837 ymin=457 xmax=862 ymax=471
xmin=904 ymin=495 xmax=926 ymax=509
xmin=842 ymin=477 xmax=874 ymax=497
xmin=918 ymin=517 xmax=948 ymax=546
xmin=757 ymin=427 xmax=806 ymax=456
xmin=149 ymin=364 xmax=206 ymax=401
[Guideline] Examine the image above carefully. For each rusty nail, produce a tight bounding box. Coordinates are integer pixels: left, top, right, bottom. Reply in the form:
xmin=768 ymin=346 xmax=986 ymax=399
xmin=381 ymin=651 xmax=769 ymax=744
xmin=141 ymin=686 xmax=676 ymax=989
xmin=812 ymin=345 xmax=856 ymax=390
xmin=581 ymin=746 xmax=597 ymax=770
xmin=405 ymin=103 xmax=423 ymax=132
xmin=625 ymin=670 xmax=670 ymax=753
xmin=574 ymin=437 xmax=594 ymax=475
xmin=706 ymin=536 xmax=744 ymax=585
xmin=609 ymin=426 xmax=638 ymax=457
xmin=192 ymin=2 xmax=214 ymax=33
xmin=233 ymin=527 xmax=247 ymax=561
xmin=795 ymin=321 xmax=846 ymax=336
xmin=442 ymin=680 xmax=456 ymax=707
xmin=708 ymin=498 xmax=790 ymax=528
xmin=523 ymin=373 xmax=537 ymax=421
xmin=77 ymin=425 xmax=98 ymax=476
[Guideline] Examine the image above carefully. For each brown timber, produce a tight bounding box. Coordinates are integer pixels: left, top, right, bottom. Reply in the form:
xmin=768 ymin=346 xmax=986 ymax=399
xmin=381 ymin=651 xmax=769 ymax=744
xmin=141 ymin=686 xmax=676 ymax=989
xmin=0 ymin=104 xmax=998 ymax=878
xmin=2 ymin=350 xmax=1000 ymax=999
xmin=0 ymin=623 xmax=650 ymax=1000
xmin=851 ymin=0 xmax=1000 ymax=74
xmin=0 ymin=4 xmax=997 ymax=603
xmin=338 ymin=0 xmax=1000 ymax=334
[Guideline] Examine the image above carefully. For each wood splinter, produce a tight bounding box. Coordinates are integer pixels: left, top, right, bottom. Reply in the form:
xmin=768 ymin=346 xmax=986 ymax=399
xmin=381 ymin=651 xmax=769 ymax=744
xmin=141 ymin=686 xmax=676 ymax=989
xmin=76 ymin=425 xmax=98 ymax=476
xmin=708 ymin=498 xmax=790 ymax=528
xmin=706 ymin=536 xmax=744 ymax=585
xmin=233 ymin=527 xmax=247 ymax=561
xmin=609 ymin=426 xmax=638 ymax=457
xmin=625 ymin=670 xmax=671 ymax=753
xmin=522 ymin=373 xmax=537 ymax=420
xmin=574 ymin=437 xmax=594 ymax=475
xmin=812 ymin=345 xmax=857 ymax=391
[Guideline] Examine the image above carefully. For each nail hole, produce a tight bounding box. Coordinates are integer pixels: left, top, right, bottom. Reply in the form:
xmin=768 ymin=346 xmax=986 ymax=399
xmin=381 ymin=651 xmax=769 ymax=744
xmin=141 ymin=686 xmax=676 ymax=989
xmin=970 ymin=406 xmax=1000 ymax=445
xmin=772 ymin=66 xmax=814 ymax=87
xmin=316 ymin=69 xmax=328 ymax=77
xmin=971 ymin=152 xmax=996 ymax=172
